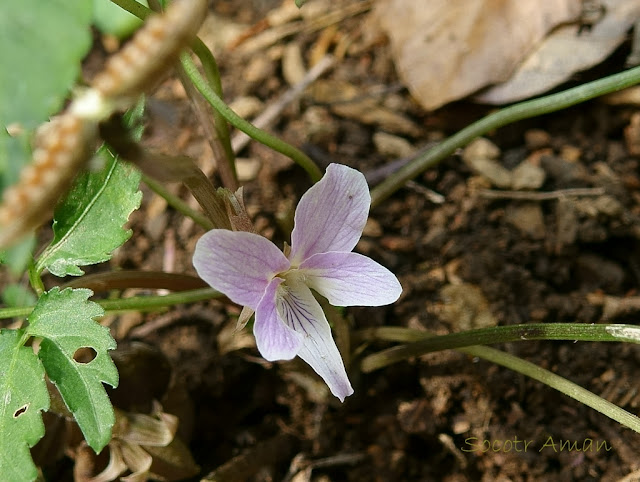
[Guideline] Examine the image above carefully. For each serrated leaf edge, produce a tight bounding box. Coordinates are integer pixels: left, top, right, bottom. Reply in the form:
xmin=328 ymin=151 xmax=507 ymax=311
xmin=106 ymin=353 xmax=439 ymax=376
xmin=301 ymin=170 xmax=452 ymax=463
xmin=38 ymin=159 xmax=124 ymax=267
xmin=26 ymin=287 xmax=118 ymax=452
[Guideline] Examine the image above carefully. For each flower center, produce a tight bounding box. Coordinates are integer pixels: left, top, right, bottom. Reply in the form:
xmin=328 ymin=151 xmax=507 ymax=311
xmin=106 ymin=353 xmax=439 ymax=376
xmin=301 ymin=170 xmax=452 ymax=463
xmin=279 ymin=267 xmax=305 ymax=286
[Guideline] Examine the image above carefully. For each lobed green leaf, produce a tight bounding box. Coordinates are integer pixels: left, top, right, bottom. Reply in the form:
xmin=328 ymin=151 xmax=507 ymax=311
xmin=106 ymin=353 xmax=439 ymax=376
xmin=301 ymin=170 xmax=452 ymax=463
xmin=0 ymin=329 xmax=49 ymax=482
xmin=26 ymin=287 xmax=118 ymax=452
xmin=36 ymin=155 xmax=142 ymax=277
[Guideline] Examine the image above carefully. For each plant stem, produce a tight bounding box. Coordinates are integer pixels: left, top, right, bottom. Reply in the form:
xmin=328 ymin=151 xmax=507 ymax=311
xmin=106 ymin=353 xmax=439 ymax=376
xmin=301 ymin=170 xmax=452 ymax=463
xmin=0 ymin=306 xmax=33 ymax=319
xmin=187 ymin=39 xmax=238 ymax=189
xmin=110 ymin=0 xmax=151 ymax=20
xmin=27 ymin=260 xmax=44 ymax=296
xmin=464 ymin=345 xmax=640 ymax=434
xmin=111 ymin=0 xmax=237 ymax=187
xmin=111 ymin=0 xmax=321 ymax=182
xmin=359 ymin=323 xmax=640 ymax=371
xmin=180 ymin=53 xmax=323 ymax=182
xmin=97 ymin=287 xmax=219 ymax=312
xmin=359 ymin=324 xmax=640 ymax=433
xmin=61 ymin=270 xmax=207 ymax=292
xmin=142 ymin=174 xmax=213 ymax=230
xmin=0 ymin=287 xmax=221 ymax=320
xmin=370 ymin=65 xmax=640 ymax=207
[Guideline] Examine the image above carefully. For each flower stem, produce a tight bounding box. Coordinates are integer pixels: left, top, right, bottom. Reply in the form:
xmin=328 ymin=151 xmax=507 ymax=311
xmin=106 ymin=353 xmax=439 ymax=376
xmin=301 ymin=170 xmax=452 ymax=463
xmin=111 ymin=0 xmax=238 ymax=188
xmin=0 ymin=287 xmax=221 ymax=320
xmin=187 ymin=39 xmax=238 ymax=189
xmin=359 ymin=323 xmax=640 ymax=371
xmin=359 ymin=324 xmax=640 ymax=433
xmin=27 ymin=259 xmax=44 ymax=296
xmin=179 ymin=53 xmax=323 ymax=182
xmin=112 ymin=0 xmax=322 ymax=182
xmin=142 ymin=174 xmax=213 ymax=230
xmin=370 ymin=65 xmax=640 ymax=207
xmin=465 ymin=345 xmax=640 ymax=433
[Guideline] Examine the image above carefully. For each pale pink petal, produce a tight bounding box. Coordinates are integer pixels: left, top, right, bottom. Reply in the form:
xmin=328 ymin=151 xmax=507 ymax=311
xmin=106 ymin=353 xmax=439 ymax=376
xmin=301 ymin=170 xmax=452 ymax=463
xmin=300 ymin=252 xmax=402 ymax=307
xmin=193 ymin=230 xmax=290 ymax=309
xmin=254 ymin=278 xmax=304 ymax=360
xmin=289 ymin=164 xmax=370 ymax=265
xmin=276 ymin=281 xmax=354 ymax=401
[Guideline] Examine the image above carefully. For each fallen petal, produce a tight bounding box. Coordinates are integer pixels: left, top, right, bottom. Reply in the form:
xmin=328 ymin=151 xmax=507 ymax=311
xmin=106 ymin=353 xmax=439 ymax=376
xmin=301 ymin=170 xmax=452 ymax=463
xmin=300 ymin=251 xmax=402 ymax=306
xmin=289 ymin=164 xmax=370 ymax=265
xmin=193 ymin=230 xmax=290 ymax=309
xmin=255 ymin=278 xmax=304 ymax=360
xmin=276 ymin=281 xmax=353 ymax=401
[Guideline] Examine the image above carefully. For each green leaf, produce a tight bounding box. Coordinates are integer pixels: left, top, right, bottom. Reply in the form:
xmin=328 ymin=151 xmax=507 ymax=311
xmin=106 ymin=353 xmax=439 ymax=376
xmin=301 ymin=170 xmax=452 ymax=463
xmin=26 ymin=288 xmax=118 ymax=452
xmin=0 ymin=329 xmax=50 ymax=481
xmin=0 ymin=234 xmax=36 ymax=278
xmin=0 ymin=0 xmax=92 ymax=178
xmin=36 ymin=155 xmax=142 ymax=277
xmin=93 ymin=0 xmax=148 ymax=39
xmin=2 ymin=284 xmax=37 ymax=308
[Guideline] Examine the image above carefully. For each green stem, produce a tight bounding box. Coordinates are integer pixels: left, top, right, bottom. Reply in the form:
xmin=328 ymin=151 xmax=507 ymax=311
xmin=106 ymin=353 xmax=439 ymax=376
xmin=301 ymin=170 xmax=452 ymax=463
xmin=0 ymin=306 xmax=33 ymax=319
xmin=464 ymin=345 xmax=640 ymax=434
xmin=27 ymin=259 xmax=44 ymax=296
xmin=97 ymin=287 xmax=219 ymax=312
xmin=111 ymin=0 xmax=321 ymax=182
xmin=189 ymin=38 xmax=237 ymax=187
xmin=180 ymin=53 xmax=323 ymax=182
xmin=110 ymin=0 xmax=151 ymax=20
xmin=370 ymin=65 xmax=640 ymax=207
xmin=111 ymin=0 xmax=237 ymax=188
xmin=359 ymin=325 xmax=640 ymax=433
xmin=142 ymin=174 xmax=213 ymax=229
xmin=0 ymin=287 xmax=221 ymax=320
xmin=359 ymin=323 xmax=640 ymax=371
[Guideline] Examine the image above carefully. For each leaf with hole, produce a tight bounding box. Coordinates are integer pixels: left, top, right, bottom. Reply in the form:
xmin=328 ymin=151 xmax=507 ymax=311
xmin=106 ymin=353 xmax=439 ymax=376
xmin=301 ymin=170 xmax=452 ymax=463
xmin=26 ymin=287 xmax=118 ymax=452
xmin=36 ymin=154 xmax=142 ymax=277
xmin=0 ymin=329 xmax=50 ymax=481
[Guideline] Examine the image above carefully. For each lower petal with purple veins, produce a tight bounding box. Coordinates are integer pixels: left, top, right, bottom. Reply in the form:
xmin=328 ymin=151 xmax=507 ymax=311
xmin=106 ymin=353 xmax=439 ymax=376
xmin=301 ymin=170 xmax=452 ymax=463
xmin=276 ymin=280 xmax=354 ymax=402
xmin=254 ymin=278 xmax=304 ymax=361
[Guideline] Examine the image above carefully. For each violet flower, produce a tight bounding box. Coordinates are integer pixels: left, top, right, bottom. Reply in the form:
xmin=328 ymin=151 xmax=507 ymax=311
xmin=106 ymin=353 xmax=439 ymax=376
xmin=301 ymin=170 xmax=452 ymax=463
xmin=193 ymin=164 xmax=402 ymax=401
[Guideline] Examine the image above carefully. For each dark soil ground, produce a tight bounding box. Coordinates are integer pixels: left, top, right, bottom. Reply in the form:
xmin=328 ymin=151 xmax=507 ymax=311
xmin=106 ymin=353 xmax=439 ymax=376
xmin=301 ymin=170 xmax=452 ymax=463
xmin=31 ymin=1 xmax=640 ymax=481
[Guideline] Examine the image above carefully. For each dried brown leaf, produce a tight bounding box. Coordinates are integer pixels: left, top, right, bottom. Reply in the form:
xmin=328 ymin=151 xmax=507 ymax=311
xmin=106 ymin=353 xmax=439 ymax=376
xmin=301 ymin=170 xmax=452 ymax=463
xmin=376 ymin=0 xmax=580 ymax=110
xmin=477 ymin=0 xmax=640 ymax=104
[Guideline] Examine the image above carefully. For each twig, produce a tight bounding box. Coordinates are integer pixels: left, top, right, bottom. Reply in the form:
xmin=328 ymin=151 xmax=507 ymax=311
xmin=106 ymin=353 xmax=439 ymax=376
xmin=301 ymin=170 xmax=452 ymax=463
xmin=307 ymin=452 xmax=367 ymax=469
xmin=61 ymin=270 xmax=207 ymax=292
xmin=589 ymin=293 xmax=640 ymax=321
xmin=231 ymin=55 xmax=336 ymax=153
xmin=201 ymin=434 xmax=296 ymax=482
xmin=236 ymin=1 xmax=373 ymax=54
xmin=478 ymin=187 xmax=605 ymax=201
xmin=181 ymin=53 xmax=323 ymax=181
xmin=406 ymin=181 xmax=445 ymax=204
